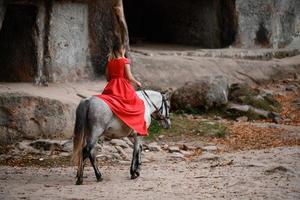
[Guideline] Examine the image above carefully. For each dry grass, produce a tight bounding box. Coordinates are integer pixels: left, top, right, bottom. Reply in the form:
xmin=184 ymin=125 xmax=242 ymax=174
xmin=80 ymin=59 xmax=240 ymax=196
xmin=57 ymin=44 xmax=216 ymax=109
xmin=216 ymin=122 xmax=300 ymax=152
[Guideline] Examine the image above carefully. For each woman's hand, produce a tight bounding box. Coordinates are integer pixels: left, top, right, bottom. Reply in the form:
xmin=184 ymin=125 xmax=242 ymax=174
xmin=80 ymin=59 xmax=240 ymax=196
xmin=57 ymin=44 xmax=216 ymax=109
xmin=135 ymin=81 xmax=142 ymax=88
xmin=125 ymin=64 xmax=142 ymax=88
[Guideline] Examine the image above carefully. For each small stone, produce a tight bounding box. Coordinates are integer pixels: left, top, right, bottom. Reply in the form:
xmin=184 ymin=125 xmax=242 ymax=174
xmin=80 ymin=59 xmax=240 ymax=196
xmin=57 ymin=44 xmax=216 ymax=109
xmin=148 ymin=142 xmax=161 ymax=152
xmin=122 ymin=137 xmax=133 ymax=148
xmin=162 ymin=144 xmax=169 ymax=150
xmin=60 ymin=152 xmax=70 ymax=157
xmin=62 ymin=140 xmax=73 ymax=152
xmin=214 ymin=116 xmax=222 ymax=120
xmin=169 ymin=152 xmax=184 ymax=159
xmin=236 ymin=116 xmax=248 ymax=122
xmin=197 ymin=152 xmax=220 ymax=161
xmin=96 ymin=154 xmax=112 ymax=160
xmin=118 ymin=160 xmax=131 ymax=165
xmin=202 ymin=146 xmax=218 ymax=152
xmin=260 ymin=89 xmax=274 ymax=96
xmin=15 ymin=141 xmax=31 ymax=151
xmin=101 ymin=144 xmax=118 ymax=153
xmin=110 ymin=139 xmax=129 ymax=149
xmin=158 ymin=135 xmax=165 ymax=139
xmin=180 ymin=150 xmax=194 ymax=156
xmin=115 ymin=146 xmax=129 ymax=160
xmin=168 ymin=146 xmax=180 ymax=153
xmin=285 ymin=84 xmax=298 ymax=92
xmin=123 ymin=148 xmax=132 ymax=154
xmin=112 ymin=153 xmax=122 ymax=160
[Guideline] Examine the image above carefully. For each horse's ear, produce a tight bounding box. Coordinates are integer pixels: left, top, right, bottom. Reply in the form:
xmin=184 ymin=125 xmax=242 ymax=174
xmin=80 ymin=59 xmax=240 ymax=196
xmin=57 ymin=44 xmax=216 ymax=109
xmin=161 ymin=90 xmax=170 ymax=100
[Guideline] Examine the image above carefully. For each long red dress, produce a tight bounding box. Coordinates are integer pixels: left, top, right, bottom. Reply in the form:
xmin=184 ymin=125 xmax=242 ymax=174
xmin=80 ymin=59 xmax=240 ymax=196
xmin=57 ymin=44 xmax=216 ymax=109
xmin=96 ymin=58 xmax=148 ymax=136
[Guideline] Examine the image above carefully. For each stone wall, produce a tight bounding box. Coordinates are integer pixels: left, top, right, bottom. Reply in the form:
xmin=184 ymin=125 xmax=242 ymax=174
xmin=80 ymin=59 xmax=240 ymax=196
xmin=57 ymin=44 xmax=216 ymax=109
xmin=48 ymin=2 xmax=92 ymax=82
xmin=236 ymin=0 xmax=300 ymax=48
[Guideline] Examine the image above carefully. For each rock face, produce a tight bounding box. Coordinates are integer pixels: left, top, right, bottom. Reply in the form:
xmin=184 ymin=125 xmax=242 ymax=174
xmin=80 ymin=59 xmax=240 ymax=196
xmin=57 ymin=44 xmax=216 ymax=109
xmin=236 ymin=0 xmax=300 ymax=48
xmin=49 ymin=3 xmax=92 ymax=82
xmin=0 ymin=92 xmax=75 ymax=144
xmin=0 ymin=0 xmax=299 ymax=83
xmin=0 ymin=0 xmax=125 ymax=83
xmin=171 ymin=76 xmax=229 ymax=111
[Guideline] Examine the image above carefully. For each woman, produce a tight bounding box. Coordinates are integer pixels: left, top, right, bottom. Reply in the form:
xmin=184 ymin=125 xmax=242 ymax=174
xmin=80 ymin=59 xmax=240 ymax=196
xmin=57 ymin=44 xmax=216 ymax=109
xmin=95 ymin=45 xmax=148 ymax=136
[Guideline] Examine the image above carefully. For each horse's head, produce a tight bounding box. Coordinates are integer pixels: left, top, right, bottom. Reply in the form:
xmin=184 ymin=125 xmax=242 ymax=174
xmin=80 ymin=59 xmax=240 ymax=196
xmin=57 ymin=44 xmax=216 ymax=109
xmin=152 ymin=92 xmax=171 ymax=129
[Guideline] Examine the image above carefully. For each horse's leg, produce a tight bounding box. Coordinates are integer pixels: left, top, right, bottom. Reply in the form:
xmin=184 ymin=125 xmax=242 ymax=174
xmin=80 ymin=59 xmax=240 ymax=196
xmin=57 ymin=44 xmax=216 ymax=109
xmin=130 ymin=134 xmax=142 ymax=179
xmin=76 ymin=145 xmax=89 ymax=185
xmin=76 ymin=127 xmax=103 ymax=185
xmin=88 ymin=127 xmax=104 ymax=182
xmin=89 ymin=146 xmax=103 ymax=182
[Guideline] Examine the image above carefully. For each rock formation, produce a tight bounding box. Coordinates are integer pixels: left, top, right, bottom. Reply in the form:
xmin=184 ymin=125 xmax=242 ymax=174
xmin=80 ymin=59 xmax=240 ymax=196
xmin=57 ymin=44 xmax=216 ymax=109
xmin=0 ymin=0 xmax=299 ymax=83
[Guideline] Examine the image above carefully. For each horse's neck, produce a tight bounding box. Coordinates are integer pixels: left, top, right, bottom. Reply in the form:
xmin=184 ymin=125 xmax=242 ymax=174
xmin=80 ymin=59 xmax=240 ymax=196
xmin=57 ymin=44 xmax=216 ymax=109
xmin=137 ymin=90 xmax=161 ymax=113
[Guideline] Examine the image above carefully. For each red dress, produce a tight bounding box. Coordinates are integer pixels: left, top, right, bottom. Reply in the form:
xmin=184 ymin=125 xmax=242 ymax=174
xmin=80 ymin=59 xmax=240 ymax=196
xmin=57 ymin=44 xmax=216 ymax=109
xmin=96 ymin=58 xmax=148 ymax=136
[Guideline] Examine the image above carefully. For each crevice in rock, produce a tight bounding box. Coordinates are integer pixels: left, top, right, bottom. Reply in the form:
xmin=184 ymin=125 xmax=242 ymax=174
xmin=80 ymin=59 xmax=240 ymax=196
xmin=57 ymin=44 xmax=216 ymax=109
xmin=255 ymin=22 xmax=271 ymax=47
xmin=0 ymin=4 xmax=38 ymax=82
xmin=124 ymin=0 xmax=238 ymax=48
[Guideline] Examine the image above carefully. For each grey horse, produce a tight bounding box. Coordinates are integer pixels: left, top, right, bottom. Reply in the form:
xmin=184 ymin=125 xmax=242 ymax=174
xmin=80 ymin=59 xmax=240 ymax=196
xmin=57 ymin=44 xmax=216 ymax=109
xmin=72 ymin=90 xmax=171 ymax=185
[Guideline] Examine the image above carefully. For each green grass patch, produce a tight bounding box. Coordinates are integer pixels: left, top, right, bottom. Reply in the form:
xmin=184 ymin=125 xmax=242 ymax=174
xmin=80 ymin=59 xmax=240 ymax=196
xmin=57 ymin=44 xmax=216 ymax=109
xmin=147 ymin=120 xmax=162 ymax=141
xmin=146 ymin=114 xmax=228 ymax=141
xmin=241 ymin=95 xmax=281 ymax=112
xmin=196 ymin=120 xmax=227 ymax=138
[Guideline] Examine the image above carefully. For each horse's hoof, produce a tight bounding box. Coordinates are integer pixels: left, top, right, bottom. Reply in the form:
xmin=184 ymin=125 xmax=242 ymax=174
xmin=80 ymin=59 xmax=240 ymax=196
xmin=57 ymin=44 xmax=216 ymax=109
xmin=131 ymin=172 xmax=140 ymax=179
xmin=76 ymin=180 xmax=83 ymax=185
xmin=131 ymin=175 xmax=138 ymax=179
xmin=96 ymin=177 xmax=103 ymax=182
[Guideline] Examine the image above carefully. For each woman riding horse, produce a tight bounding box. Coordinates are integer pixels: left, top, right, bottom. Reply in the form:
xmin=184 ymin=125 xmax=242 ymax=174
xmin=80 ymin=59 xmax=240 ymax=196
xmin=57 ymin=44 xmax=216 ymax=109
xmin=96 ymin=44 xmax=147 ymax=137
xmin=72 ymin=44 xmax=171 ymax=185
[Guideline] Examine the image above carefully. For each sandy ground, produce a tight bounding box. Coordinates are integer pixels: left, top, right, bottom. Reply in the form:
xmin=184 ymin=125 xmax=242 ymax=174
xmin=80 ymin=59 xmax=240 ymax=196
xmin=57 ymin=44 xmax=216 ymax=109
xmin=0 ymin=147 xmax=299 ymax=200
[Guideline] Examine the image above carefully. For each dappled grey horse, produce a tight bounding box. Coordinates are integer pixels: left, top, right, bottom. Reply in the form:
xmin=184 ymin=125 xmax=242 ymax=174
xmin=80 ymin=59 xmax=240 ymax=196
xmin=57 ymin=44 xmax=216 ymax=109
xmin=72 ymin=90 xmax=171 ymax=185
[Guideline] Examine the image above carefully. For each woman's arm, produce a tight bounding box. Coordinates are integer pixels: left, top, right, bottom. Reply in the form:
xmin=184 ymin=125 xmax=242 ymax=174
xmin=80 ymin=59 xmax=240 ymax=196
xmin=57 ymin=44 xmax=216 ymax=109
xmin=125 ymin=64 xmax=141 ymax=87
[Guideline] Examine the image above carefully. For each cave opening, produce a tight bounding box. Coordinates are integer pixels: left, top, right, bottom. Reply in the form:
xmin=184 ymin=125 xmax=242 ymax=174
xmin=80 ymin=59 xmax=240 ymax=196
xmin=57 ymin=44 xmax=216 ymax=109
xmin=255 ymin=22 xmax=270 ymax=47
xmin=124 ymin=0 xmax=237 ymax=49
xmin=0 ymin=4 xmax=38 ymax=82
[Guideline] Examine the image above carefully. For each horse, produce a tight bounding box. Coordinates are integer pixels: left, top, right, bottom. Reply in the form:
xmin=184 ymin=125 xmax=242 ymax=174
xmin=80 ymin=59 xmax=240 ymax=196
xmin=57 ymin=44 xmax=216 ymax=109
xmin=72 ymin=90 xmax=171 ymax=185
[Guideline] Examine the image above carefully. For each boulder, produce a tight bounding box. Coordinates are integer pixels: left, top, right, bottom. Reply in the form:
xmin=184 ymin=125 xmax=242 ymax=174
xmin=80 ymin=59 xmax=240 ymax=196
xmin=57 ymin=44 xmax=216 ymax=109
xmin=0 ymin=92 xmax=75 ymax=144
xmin=228 ymin=83 xmax=281 ymax=113
xmin=228 ymin=83 xmax=259 ymax=103
xmin=171 ymin=76 xmax=229 ymax=111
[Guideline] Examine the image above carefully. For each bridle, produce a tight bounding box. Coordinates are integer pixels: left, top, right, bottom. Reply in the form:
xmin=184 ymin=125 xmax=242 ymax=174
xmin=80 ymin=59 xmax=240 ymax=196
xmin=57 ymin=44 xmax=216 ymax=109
xmin=140 ymin=88 xmax=170 ymax=121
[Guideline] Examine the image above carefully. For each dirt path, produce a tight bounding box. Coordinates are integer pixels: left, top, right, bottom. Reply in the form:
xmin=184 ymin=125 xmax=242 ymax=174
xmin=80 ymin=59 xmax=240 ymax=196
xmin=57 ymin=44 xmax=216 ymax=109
xmin=0 ymin=147 xmax=299 ymax=200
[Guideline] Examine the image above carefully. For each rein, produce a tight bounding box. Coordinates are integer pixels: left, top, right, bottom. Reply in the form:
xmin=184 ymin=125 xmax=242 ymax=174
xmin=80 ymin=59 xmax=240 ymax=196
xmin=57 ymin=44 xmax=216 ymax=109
xmin=139 ymin=87 xmax=168 ymax=121
xmin=140 ymin=87 xmax=160 ymax=111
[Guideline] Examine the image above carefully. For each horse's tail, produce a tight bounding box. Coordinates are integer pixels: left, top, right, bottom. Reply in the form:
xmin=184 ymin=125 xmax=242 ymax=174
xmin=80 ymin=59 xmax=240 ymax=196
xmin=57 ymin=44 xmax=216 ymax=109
xmin=72 ymin=99 xmax=90 ymax=166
